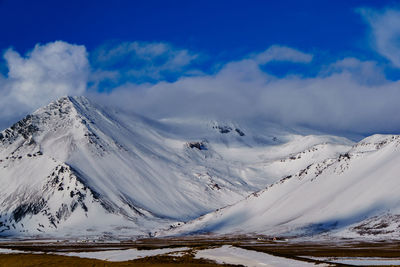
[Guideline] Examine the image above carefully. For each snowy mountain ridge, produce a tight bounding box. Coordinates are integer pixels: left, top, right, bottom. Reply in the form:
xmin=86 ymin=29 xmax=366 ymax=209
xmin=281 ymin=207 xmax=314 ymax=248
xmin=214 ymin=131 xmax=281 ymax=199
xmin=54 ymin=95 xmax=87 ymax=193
xmin=0 ymin=96 xmax=369 ymax=239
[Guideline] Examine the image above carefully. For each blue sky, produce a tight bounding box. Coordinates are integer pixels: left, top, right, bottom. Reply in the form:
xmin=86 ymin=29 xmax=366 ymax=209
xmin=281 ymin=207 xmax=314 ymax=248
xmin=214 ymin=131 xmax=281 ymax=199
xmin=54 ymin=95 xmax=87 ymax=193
xmin=0 ymin=1 xmax=394 ymax=61
xmin=1 ymin=0 xmax=400 ymax=137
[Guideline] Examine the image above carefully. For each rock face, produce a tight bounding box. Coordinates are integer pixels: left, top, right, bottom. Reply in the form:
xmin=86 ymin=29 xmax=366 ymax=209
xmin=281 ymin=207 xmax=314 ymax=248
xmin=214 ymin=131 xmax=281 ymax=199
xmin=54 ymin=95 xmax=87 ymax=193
xmin=8 ymin=164 xmax=95 ymax=232
xmin=0 ymin=96 xmax=352 ymax=239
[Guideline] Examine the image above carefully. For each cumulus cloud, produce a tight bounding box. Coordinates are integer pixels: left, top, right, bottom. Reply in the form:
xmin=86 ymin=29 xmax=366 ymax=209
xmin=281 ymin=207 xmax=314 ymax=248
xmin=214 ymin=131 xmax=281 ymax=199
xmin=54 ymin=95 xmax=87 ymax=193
xmin=0 ymin=41 xmax=89 ymax=128
xmin=359 ymin=7 xmax=400 ymax=67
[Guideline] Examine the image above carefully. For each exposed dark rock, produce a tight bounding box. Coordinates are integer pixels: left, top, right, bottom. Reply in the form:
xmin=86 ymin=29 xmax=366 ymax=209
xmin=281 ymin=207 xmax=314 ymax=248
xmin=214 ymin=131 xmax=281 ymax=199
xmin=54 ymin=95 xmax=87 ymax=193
xmin=3 ymin=115 xmax=39 ymax=143
xmin=56 ymin=204 xmax=69 ymax=220
xmin=235 ymin=128 xmax=245 ymax=136
xmin=213 ymin=125 xmax=232 ymax=134
xmin=338 ymin=153 xmax=351 ymax=162
xmin=81 ymin=202 xmax=88 ymax=213
xmin=12 ymin=200 xmax=46 ymax=222
xmin=212 ymin=183 xmax=221 ymax=190
xmin=70 ymin=201 xmax=78 ymax=212
xmin=187 ymin=141 xmax=207 ymax=150
xmin=342 ymin=153 xmax=351 ymax=159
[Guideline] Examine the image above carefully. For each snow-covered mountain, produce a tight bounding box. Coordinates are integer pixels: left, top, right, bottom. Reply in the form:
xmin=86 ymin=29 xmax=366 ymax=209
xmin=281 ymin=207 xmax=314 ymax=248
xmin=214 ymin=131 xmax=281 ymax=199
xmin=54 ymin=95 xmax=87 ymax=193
xmin=0 ymin=96 xmax=354 ymax=238
xmin=162 ymin=134 xmax=400 ymax=239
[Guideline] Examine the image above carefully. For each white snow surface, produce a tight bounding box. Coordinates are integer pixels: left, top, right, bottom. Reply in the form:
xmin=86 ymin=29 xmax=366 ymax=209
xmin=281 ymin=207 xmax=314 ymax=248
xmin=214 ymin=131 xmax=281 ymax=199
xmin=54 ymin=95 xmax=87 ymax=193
xmin=0 ymin=96 xmax=358 ymax=238
xmin=55 ymin=247 xmax=189 ymax=262
xmin=3 ymin=96 xmax=400 ymax=241
xmin=306 ymin=257 xmax=400 ymax=266
xmin=161 ymin=134 xmax=400 ymax=238
xmin=195 ymin=245 xmax=322 ymax=266
xmin=0 ymin=248 xmax=35 ymax=254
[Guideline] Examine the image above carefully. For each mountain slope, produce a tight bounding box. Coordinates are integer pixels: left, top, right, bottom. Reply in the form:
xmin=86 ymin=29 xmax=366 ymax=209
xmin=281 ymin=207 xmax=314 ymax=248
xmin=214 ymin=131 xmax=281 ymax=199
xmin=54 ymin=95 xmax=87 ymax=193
xmin=161 ymin=135 xmax=400 ymax=239
xmin=0 ymin=96 xmax=352 ymax=238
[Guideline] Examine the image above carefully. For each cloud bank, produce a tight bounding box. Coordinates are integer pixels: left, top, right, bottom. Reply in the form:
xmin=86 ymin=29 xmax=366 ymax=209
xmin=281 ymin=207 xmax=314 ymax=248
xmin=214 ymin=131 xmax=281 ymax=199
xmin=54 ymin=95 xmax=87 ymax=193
xmin=95 ymin=52 xmax=400 ymax=136
xmin=1 ymin=7 xmax=400 ymax=137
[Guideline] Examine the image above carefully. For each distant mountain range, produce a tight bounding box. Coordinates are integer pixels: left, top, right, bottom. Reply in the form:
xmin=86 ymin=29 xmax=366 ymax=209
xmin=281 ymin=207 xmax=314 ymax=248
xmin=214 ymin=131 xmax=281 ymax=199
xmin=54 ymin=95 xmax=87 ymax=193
xmin=1 ymin=96 xmax=396 ymax=240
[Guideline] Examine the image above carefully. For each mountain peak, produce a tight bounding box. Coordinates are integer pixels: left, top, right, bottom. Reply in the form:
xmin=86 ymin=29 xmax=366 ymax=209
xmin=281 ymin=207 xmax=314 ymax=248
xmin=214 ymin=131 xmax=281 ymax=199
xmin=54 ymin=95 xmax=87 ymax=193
xmin=34 ymin=95 xmax=89 ymax=115
xmin=0 ymin=95 xmax=98 ymax=163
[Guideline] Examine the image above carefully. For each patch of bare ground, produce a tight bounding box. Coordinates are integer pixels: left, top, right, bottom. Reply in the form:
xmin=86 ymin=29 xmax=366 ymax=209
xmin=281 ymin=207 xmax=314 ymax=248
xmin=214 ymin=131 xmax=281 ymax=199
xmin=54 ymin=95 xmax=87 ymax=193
xmin=0 ymin=234 xmax=251 ymax=253
xmin=0 ymin=252 xmax=239 ymax=267
xmin=235 ymin=242 xmax=400 ymax=258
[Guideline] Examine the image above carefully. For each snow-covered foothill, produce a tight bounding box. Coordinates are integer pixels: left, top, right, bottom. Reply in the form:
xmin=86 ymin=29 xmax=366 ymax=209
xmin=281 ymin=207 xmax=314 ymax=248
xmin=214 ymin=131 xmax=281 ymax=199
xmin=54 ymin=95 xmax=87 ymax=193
xmin=161 ymin=133 xmax=400 ymax=239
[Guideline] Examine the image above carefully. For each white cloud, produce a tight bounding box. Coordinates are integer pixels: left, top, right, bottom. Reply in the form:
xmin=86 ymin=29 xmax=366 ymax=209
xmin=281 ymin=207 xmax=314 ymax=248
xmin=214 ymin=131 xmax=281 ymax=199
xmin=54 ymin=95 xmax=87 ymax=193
xmin=91 ymin=41 xmax=198 ymax=81
xmin=94 ymin=51 xmax=400 ymax=136
xmin=253 ymin=45 xmax=313 ymax=64
xmin=0 ymin=41 xmax=89 ymax=128
xmin=1 ymin=40 xmax=400 ymax=137
xmin=321 ymin=57 xmax=386 ymax=85
xmin=359 ymin=7 xmax=400 ymax=67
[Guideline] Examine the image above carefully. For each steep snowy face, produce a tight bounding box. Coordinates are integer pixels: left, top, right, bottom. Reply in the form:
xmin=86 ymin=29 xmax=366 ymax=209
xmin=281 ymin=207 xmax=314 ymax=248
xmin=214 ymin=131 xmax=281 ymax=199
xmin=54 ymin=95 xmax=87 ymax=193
xmin=0 ymin=96 xmax=100 ymax=163
xmin=0 ymin=96 xmax=353 ymax=238
xmin=163 ymin=134 xmax=400 ymax=239
xmin=0 ymin=97 xmax=145 ymax=236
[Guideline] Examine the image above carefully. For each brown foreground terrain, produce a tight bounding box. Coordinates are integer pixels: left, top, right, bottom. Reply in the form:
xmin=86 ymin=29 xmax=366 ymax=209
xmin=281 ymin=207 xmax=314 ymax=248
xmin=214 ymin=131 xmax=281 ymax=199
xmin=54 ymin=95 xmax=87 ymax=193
xmin=0 ymin=253 xmax=237 ymax=267
xmin=1 ymin=235 xmax=400 ymax=266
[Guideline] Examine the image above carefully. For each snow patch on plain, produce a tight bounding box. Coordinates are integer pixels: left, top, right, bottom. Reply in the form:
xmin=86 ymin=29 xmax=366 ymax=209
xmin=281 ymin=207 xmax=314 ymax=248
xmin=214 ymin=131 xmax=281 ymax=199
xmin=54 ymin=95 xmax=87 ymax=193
xmin=56 ymin=247 xmax=190 ymax=262
xmin=195 ymin=245 xmax=324 ymax=266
